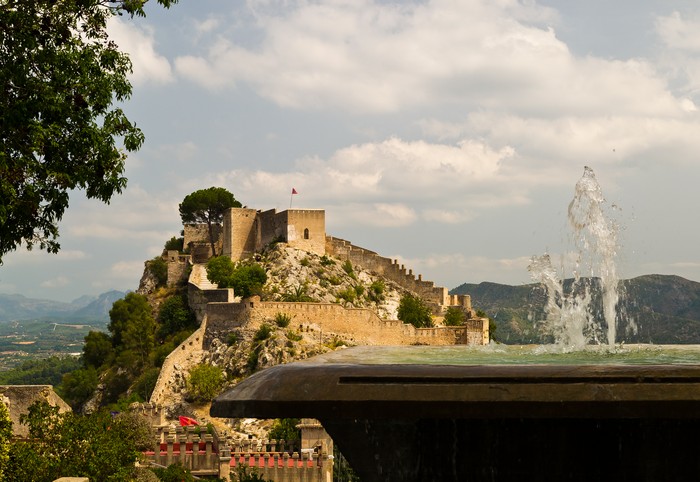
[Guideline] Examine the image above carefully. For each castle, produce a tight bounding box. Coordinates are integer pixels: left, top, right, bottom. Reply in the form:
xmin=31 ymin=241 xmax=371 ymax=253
xmin=173 ymin=205 xmax=489 ymax=347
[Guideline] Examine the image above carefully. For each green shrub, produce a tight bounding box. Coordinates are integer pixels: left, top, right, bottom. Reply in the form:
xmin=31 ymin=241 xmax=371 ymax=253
xmin=281 ymin=284 xmax=315 ymax=302
xmin=443 ymin=307 xmax=466 ymax=326
xmin=367 ymin=279 xmax=386 ymax=303
xmin=336 ymin=288 xmax=356 ymax=304
xmin=274 ymin=313 xmax=293 ymax=328
xmin=186 ymin=364 xmax=225 ymax=402
xmin=320 ymin=255 xmax=335 ymax=266
xmin=354 ymin=285 xmax=365 ymax=297
xmin=164 ymin=236 xmax=184 ymax=252
xmin=327 ymin=275 xmax=341 ymax=286
xmin=286 ymin=330 xmax=303 ymax=342
xmin=227 ymin=331 xmax=240 ymax=346
xmin=300 ymin=257 xmax=310 ymax=267
xmin=149 ymin=256 xmax=168 ymax=287
xmin=341 ymin=259 xmax=357 ymax=280
xmin=253 ymin=324 xmax=273 ymax=343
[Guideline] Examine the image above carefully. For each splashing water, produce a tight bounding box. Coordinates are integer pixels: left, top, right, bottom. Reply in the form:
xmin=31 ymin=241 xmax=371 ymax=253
xmin=529 ymin=167 xmax=634 ymax=347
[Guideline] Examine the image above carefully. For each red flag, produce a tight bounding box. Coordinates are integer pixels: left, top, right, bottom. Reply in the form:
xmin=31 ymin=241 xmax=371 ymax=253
xmin=179 ymin=416 xmax=199 ymax=426
xmin=292 ymin=188 xmax=298 ymax=194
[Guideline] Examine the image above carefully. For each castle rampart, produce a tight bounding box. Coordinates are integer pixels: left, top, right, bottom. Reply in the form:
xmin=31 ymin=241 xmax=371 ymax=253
xmin=326 ymin=237 xmax=454 ymax=308
xmin=203 ymin=297 xmax=487 ymax=349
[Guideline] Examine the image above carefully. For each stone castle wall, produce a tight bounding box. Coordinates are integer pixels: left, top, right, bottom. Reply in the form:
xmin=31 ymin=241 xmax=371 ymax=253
xmin=223 ymin=208 xmax=258 ymax=261
xmin=204 ymin=298 xmax=487 ymax=349
xmin=224 ymin=208 xmax=326 ymax=261
xmin=184 ymin=224 xmax=223 ymax=260
xmin=326 ymin=237 xmax=464 ymax=309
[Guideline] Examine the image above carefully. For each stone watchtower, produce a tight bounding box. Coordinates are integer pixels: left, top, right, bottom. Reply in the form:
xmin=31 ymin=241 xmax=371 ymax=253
xmin=222 ymin=207 xmax=326 ymax=261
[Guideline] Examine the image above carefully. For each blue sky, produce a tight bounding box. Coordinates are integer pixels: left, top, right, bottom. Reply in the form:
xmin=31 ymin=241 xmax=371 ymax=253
xmin=2 ymin=0 xmax=700 ymax=302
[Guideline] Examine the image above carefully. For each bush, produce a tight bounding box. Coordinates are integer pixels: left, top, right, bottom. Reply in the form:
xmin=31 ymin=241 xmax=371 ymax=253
xmin=164 ymin=236 xmax=184 ymax=252
xmin=149 ymin=256 xmax=168 ymax=287
xmin=342 ymin=259 xmax=356 ymax=280
xmin=443 ymin=307 xmax=466 ymax=326
xmin=336 ymin=288 xmax=356 ymax=304
xmin=398 ymin=294 xmax=434 ymax=328
xmin=207 ymin=257 xmax=268 ymax=298
xmin=367 ymin=279 xmax=386 ymax=303
xmin=186 ymin=364 xmax=225 ymax=402
xmin=299 ymin=257 xmax=310 ymax=267
xmin=320 ymin=255 xmax=335 ymax=266
xmin=253 ymin=324 xmax=273 ymax=343
xmin=274 ymin=313 xmax=293 ymax=328
xmin=227 ymin=331 xmax=240 ymax=346
xmin=286 ymin=330 xmax=303 ymax=342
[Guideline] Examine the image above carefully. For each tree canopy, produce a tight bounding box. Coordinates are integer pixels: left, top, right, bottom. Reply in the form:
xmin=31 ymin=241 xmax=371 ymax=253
xmin=0 ymin=0 xmax=177 ymax=263
xmin=179 ymin=187 xmax=242 ymax=256
xmin=6 ymin=401 xmax=153 ymax=482
xmin=398 ymin=293 xmax=434 ymax=328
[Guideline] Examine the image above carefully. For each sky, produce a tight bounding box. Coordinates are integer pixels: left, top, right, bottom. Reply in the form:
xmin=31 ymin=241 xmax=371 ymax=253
xmin=2 ymin=0 xmax=700 ymax=303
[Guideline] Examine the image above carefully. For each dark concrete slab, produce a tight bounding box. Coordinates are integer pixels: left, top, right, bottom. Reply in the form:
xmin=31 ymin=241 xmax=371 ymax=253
xmin=211 ymin=346 xmax=700 ymax=481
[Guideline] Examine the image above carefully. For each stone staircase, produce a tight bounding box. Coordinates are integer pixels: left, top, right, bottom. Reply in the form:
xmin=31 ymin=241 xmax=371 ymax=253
xmin=190 ymin=264 xmax=218 ymax=290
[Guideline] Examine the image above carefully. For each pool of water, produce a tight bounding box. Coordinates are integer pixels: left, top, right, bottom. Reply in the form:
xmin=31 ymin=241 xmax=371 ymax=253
xmin=314 ymin=344 xmax=700 ymax=366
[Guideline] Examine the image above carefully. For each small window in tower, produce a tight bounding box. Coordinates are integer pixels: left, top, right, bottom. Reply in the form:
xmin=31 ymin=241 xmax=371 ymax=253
xmin=304 ymin=228 xmax=310 ymax=239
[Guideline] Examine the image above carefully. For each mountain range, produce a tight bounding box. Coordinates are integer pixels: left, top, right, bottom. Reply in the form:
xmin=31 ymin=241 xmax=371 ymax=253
xmin=0 ymin=290 xmax=127 ymax=323
xmin=451 ymin=274 xmax=700 ymax=344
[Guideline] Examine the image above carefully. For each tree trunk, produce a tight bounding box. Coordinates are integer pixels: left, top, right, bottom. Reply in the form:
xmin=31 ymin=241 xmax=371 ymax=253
xmin=207 ymin=219 xmax=217 ymax=257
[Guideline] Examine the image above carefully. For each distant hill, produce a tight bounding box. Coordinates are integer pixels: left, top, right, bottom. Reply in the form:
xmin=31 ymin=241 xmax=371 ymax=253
xmin=0 ymin=290 xmax=126 ymax=322
xmin=451 ymin=275 xmax=700 ymax=344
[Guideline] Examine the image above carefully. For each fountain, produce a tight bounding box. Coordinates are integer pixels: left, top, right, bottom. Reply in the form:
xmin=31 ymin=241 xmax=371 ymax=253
xmin=211 ymin=167 xmax=700 ymax=481
xmin=529 ymin=166 xmax=635 ymax=347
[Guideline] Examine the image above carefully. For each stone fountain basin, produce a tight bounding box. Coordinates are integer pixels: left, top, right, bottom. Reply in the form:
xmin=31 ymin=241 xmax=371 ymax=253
xmin=211 ymin=346 xmax=700 ymax=481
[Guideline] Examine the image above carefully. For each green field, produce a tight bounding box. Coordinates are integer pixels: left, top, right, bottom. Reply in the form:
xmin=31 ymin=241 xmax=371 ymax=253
xmin=0 ymin=319 xmax=108 ymax=371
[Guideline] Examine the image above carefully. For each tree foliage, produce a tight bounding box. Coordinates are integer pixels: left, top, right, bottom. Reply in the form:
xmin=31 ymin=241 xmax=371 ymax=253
xmin=398 ymin=294 xmax=434 ymax=328
xmin=443 ymin=306 xmax=466 ymax=326
xmin=108 ymin=292 xmax=155 ymax=366
xmin=5 ymin=401 xmax=151 ymax=481
xmin=179 ymin=187 xmax=241 ymax=256
xmin=0 ymin=400 xmax=11 ymax=480
xmin=157 ymin=294 xmax=197 ymax=340
xmin=206 ymin=256 xmax=267 ymax=298
xmin=0 ymin=0 xmax=177 ymax=263
xmin=0 ymin=355 xmax=81 ymax=386
xmin=268 ymin=418 xmax=300 ymax=442
xmin=83 ymin=330 xmax=114 ymax=368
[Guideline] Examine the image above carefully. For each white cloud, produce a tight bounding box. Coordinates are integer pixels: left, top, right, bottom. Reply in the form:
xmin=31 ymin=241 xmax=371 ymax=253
xmin=209 ymin=136 xmax=523 ymax=227
xmin=41 ymin=276 xmax=70 ymax=289
xmin=656 ymin=12 xmax=700 ymax=52
xmin=107 ymin=17 xmax=173 ymax=86
xmin=174 ymin=0 xmax=681 ymax=117
xmin=110 ymin=261 xmax=145 ymax=279
xmin=394 ymin=252 xmax=534 ymax=288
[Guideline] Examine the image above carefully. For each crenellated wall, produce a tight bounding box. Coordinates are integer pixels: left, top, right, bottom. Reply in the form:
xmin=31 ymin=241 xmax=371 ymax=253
xmin=326 ymin=237 xmax=452 ymax=307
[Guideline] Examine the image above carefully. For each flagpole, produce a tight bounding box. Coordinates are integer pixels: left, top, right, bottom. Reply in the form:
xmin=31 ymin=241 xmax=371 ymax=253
xmin=290 ymin=191 xmax=293 ymax=209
